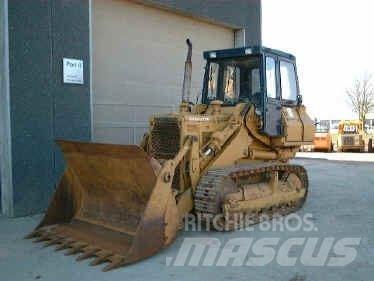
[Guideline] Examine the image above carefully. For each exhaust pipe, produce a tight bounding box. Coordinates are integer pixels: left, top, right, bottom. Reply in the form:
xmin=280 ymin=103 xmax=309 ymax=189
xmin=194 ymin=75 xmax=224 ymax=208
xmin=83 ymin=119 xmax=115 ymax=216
xmin=181 ymin=39 xmax=192 ymax=103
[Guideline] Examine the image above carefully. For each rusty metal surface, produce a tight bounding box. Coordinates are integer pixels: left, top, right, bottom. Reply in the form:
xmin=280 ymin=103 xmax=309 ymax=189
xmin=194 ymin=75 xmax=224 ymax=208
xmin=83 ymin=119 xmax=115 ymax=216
xmin=27 ymin=141 xmax=178 ymax=271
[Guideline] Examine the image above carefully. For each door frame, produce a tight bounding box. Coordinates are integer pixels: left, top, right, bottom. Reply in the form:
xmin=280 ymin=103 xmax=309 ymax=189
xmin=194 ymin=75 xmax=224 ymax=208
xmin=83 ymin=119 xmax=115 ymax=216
xmin=262 ymin=53 xmax=283 ymax=137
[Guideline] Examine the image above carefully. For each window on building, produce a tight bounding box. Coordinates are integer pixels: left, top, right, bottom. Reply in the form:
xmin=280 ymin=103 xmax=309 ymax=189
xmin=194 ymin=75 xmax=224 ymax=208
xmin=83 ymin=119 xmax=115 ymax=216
xmin=331 ymin=120 xmax=340 ymax=131
xmin=365 ymin=119 xmax=374 ymax=132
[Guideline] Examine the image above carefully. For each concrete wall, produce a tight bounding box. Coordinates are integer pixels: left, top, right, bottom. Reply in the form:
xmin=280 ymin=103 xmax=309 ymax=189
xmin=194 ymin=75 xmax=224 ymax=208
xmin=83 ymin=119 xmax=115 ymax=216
xmin=137 ymin=0 xmax=262 ymax=45
xmin=3 ymin=1 xmax=90 ymax=216
xmin=50 ymin=1 xmax=91 ymax=188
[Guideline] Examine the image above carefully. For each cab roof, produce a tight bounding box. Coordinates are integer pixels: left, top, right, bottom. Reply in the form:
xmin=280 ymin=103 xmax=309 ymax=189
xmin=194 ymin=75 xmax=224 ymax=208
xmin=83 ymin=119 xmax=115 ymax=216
xmin=203 ymin=46 xmax=296 ymax=61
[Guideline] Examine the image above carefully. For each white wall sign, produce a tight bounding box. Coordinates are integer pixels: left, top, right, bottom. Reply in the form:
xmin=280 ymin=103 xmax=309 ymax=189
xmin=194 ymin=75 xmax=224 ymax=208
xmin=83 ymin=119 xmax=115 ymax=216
xmin=63 ymin=58 xmax=84 ymax=84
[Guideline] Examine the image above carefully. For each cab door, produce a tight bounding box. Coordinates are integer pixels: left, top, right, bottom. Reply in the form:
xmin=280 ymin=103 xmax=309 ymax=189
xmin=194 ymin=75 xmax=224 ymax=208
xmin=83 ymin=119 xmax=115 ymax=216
xmin=263 ymin=55 xmax=283 ymax=136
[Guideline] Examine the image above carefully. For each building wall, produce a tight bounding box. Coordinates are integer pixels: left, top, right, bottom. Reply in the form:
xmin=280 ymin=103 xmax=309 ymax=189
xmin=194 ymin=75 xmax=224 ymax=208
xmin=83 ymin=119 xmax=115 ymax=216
xmin=1 ymin=0 xmax=261 ymax=217
xmin=92 ymin=0 xmax=261 ymax=146
xmin=92 ymin=0 xmax=236 ymax=145
xmin=138 ymin=0 xmax=262 ymax=45
xmin=50 ymin=1 xmax=91 ymax=192
xmin=3 ymin=1 xmax=90 ymax=216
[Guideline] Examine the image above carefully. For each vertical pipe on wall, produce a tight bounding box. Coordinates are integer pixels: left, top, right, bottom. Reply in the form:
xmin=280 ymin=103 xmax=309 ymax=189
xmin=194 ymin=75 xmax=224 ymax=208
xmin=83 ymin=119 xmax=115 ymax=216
xmin=0 ymin=0 xmax=14 ymax=216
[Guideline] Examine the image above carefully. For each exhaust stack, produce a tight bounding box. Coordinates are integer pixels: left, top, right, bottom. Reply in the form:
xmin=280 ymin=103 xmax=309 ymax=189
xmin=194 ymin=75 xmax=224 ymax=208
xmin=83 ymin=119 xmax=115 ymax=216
xmin=181 ymin=39 xmax=192 ymax=103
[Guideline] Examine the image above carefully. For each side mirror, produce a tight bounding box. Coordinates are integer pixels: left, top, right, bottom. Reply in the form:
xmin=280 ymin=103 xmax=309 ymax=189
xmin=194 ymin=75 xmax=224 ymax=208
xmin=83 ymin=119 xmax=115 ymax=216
xmin=297 ymin=94 xmax=303 ymax=105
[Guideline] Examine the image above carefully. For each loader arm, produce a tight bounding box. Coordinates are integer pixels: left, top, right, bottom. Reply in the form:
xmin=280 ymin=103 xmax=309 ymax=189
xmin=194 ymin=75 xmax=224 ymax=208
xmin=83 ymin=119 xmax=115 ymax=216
xmin=199 ymin=104 xmax=247 ymax=169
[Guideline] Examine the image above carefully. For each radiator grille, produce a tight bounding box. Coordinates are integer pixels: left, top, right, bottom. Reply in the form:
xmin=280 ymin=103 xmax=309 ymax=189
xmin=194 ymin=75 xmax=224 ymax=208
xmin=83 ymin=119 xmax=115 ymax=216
xmin=150 ymin=117 xmax=181 ymax=190
xmin=150 ymin=117 xmax=180 ymax=160
xmin=342 ymin=135 xmax=354 ymax=146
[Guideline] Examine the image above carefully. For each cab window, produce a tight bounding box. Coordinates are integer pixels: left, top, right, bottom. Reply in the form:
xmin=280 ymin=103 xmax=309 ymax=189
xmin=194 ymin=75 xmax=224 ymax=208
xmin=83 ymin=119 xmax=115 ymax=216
xmin=223 ymin=66 xmax=240 ymax=103
xmin=265 ymin=56 xmax=277 ymax=98
xmin=251 ymin=68 xmax=261 ymax=95
xmin=280 ymin=61 xmax=297 ymax=101
xmin=207 ymin=62 xmax=219 ymax=100
xmin=204 ymin=56 xmax=261 ymax=105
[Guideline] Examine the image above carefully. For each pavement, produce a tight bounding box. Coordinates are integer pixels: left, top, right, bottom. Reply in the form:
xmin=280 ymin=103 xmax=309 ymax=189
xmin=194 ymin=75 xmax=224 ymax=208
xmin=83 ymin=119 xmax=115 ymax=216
xmin=1 ymin=158 xmax=374 ymax=281
xmin=297 ymin=152 xmax=374 ymax=162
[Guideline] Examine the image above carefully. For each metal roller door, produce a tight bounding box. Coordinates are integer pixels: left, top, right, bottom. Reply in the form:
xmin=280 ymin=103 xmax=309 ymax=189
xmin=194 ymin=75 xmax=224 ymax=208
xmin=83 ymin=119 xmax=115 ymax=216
xmin=92 ymin=0 xmax=235 ymax=144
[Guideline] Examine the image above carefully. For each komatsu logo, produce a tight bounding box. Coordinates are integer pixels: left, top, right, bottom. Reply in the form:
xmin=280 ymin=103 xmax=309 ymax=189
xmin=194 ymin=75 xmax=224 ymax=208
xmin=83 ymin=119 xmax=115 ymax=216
xmin=186 ymin=116 xmax=211 ymax=122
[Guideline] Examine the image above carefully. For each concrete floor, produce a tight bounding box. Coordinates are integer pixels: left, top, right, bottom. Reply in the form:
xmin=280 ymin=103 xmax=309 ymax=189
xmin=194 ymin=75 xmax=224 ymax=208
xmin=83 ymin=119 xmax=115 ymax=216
xmin=1 ymin=158 xmax=374 ymax=281
xmin=297 ymin=152 xmax=374 ymax=162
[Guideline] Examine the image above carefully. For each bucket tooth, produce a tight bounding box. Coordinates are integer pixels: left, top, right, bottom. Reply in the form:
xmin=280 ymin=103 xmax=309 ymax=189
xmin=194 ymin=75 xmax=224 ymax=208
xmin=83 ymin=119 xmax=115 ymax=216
xmin=55 ymin=238 xmax=75 ymax=251
xmin=76 ymin=248 xmax=100 ymax=261
xmin=33 ymin=236 xmax=47 ymax=243
xmin=43 ymin=236 xmax=63 ymax=248
xmin=25 ymin=230 xmax=43 ymax=239
xmin=26 ymin=224 xmax=56 ymax=239
xmin=33 ymin=232 xmax=52 ymax=243
xmin=64 ymin=242 xmax=88 ymax=256
xmin=90 ymin=251 xmax=112 ymax=266
xmin=102 ymin=256 xmax=125 ymax=272
xmin=34 ymin=237 xmax=48 ymax=243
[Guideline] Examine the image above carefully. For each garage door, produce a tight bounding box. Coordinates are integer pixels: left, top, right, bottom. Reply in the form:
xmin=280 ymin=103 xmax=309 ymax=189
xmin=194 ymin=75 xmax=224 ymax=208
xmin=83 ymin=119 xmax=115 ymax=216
xmin=92 ymin=0 xmax=235 ymax=144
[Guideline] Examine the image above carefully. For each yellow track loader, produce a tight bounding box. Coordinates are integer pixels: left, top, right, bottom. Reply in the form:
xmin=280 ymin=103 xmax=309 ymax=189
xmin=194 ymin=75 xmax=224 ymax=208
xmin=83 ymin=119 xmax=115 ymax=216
xmin=336 ymin=120 xmax=365 ymax=152
xmin=28 ymin=40 xmax=315 ymax=271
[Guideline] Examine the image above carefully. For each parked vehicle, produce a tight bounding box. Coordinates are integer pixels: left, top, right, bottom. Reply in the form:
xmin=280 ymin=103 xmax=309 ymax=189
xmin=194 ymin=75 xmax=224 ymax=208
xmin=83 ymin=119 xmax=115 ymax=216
xmin=313 ymin=122 xmax=333 ymax=152
xmin=27 ymin=42 xmax=314 ymax=271
xmin=335 ymin=120 xmax=365 ymax=152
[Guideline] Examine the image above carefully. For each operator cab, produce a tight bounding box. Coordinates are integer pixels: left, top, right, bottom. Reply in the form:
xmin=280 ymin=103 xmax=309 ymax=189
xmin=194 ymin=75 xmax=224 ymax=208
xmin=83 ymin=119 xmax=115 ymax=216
xmin=202 ymin=46 xmax=301 ymax=137
xmin=340 ymin=122 xmax=362 ymax=135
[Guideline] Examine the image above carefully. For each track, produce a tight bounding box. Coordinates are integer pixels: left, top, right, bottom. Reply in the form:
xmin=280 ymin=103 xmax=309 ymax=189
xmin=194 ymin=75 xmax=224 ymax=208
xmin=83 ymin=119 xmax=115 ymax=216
xmin=194 ymin=163 xmax=309 ymax=231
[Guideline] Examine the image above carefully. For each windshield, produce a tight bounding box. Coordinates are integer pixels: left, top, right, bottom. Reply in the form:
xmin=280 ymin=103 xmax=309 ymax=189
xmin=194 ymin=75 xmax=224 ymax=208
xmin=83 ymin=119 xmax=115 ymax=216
xmin=316 ymin=124 xmax=329 ymax=133
xmin=330 ymin=120 xmax=339 ymax=131
xmin=204 ymin=56 xmax=261 ymax=105
xmin=316 ymin=120 xmax=330 ymax=133
xmin=343 ymin=124 xmax=359 ymax=134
